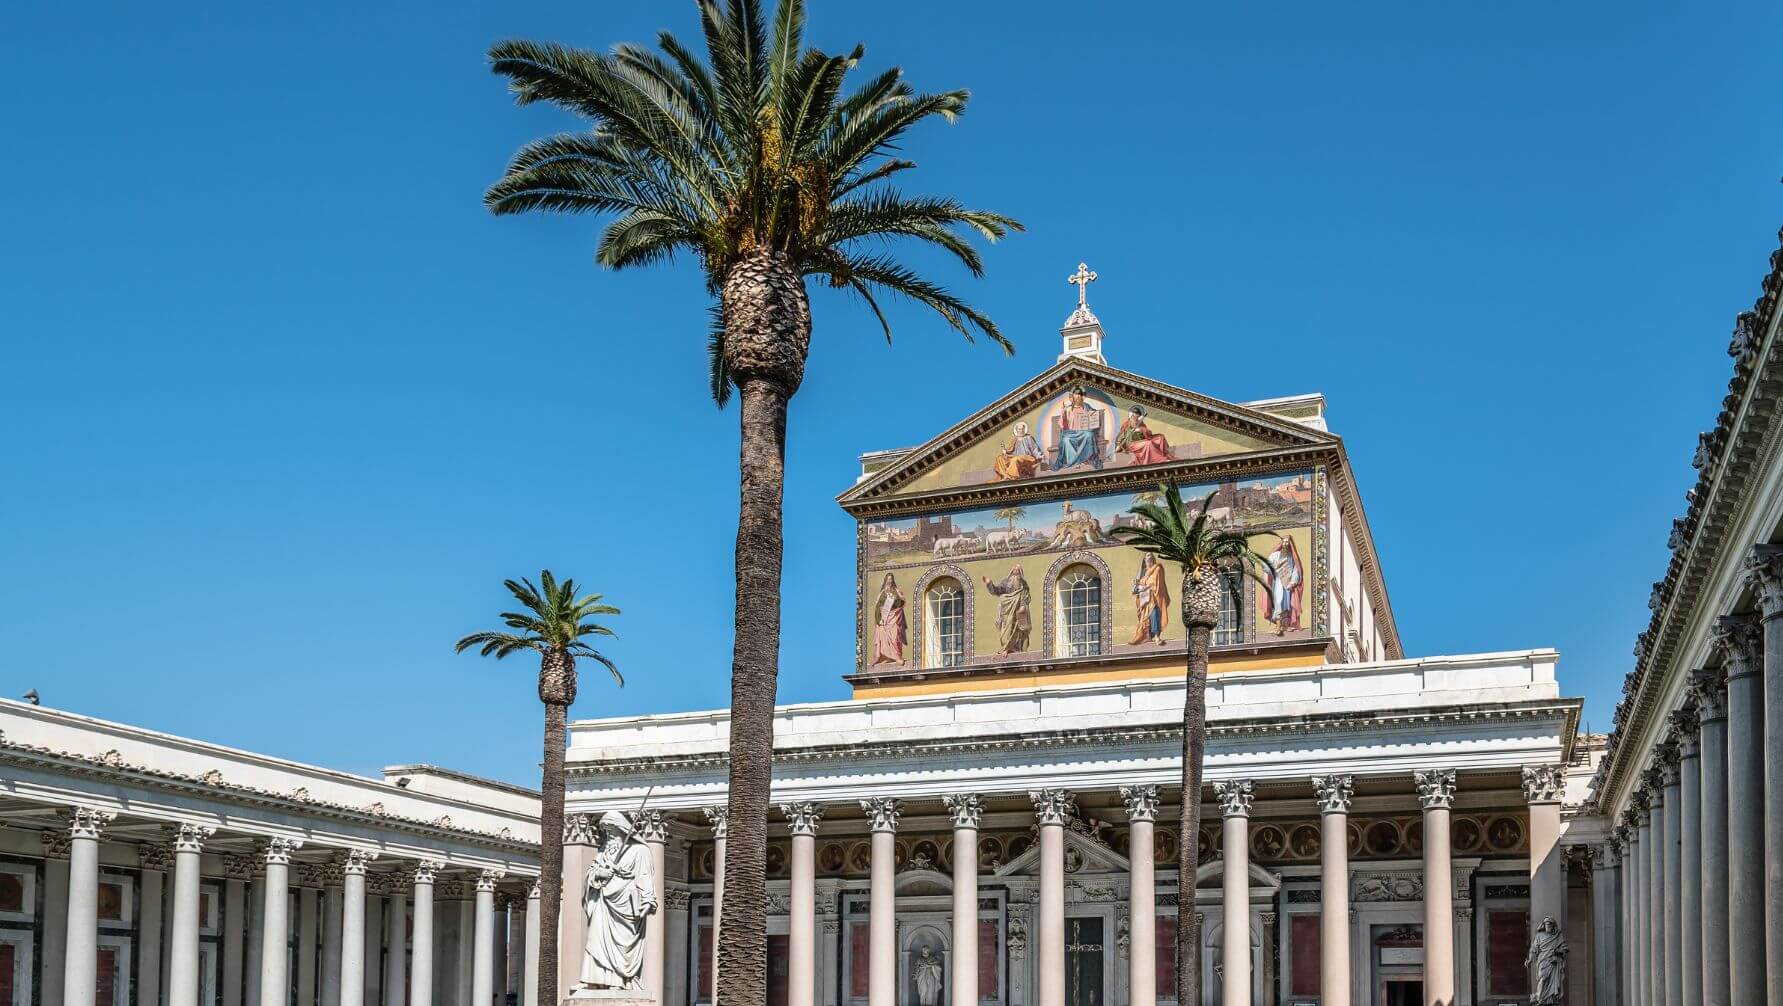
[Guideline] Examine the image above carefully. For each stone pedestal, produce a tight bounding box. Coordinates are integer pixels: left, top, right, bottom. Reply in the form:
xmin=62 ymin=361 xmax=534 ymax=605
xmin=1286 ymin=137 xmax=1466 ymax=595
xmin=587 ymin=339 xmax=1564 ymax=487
xmin=564 ymin=986 xmax=653 ymax=1006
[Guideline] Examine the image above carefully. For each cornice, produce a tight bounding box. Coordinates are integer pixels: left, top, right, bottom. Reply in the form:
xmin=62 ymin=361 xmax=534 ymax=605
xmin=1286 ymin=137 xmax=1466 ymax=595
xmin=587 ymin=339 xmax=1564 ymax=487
xmin=0 ymin=736 xmax=536 ymax=856
xmin=1591 ymin=225 xmax=1783 ymax=814
xmin=842 ymin=635 xmax=1327 ymax=689
xmin=565 ymin=699 xmax=1579 ymax=777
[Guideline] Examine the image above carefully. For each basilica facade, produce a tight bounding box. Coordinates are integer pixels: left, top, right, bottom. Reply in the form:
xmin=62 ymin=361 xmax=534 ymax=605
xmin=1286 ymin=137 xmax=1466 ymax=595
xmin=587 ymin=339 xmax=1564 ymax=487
xmin=560 ymin=272 xmax=1593 ymax=1006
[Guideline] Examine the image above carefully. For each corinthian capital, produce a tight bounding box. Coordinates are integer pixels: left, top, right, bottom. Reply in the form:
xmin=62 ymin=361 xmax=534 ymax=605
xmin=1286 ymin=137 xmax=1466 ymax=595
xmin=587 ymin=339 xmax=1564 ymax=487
xmin=780 ymin=802 xmax=823 ymax=837
xmin=1520 ymin=765 xmax=1565 ymax=804
xmin=258 ymin=837 xmax=303 ymax=866
xmin=563 ymin=813 xmax=597 ymax=846
xmin=1713 ymin=612 xmax=1763 ymax=681
xmin=1213 ymin=780 xmax=1254 ymax=819
xmin=475 ymin=869 xmax=504 ymax=893
xmin=633 ymin=810 xmax=670 ymax=844
xmin=1311 ymin=775 xmax=1354 ymax=815
xmin=1119 ymin=785 xmax=1160 ymax=824
xmin=1688 ymin=666 xmax=1728 ymax=722
xmin=1414 ymin=769 xmax=1457 ymax=810
xmin=65 ymin=807 xmax=114 ymax=841
xmin=945 ymin=793 xmax=986 ymax=830
xmin=1744 ymin=545 xmax=1783 ymax=619
xmin=861 ymin=797 xmax=903 ymax=833
xmin=170 ymin=822 xmax=214 ymax=854
xmin=342 ymin=849 xmax=377 ymax=876
xmin=1669 ymin=708 xmax=1701 ymax=756
xmin=1028 ymin=789 xmax=1075 ymax=828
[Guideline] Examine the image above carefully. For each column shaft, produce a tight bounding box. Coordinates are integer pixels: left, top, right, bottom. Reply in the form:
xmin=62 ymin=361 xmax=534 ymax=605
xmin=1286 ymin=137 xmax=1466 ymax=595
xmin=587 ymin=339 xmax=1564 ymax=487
xmin=384 ymin=892 xmax=406 ymax=1006
xmin=1220 ymin=813 xmax=1251 ymax=1006
xmin=140 ymin=862 xmax=166 ymax=1006
xmin=1127 ymin=809 xmax=1156 ymax=1006
xmin=640 ymin=823 xmax=668 ymax=1006
xmin=869 ymin=829 xmax=896 ymax=1006
xmin=1038 ymin=822 xmax=1065 ymax=1006
xmin=341 ymin=861 xmax=369 ymax=1006
xmin=1665 ymin=769 xmax=1683 ymax=1006
xmin=169 ymin=828 xmax=210 ymax=1006
xmin=63 ymin=816 xmax=105 ymax=1006
xmin=1649 ymin=795 xmax=1663 ymax=1006
xmin=1416 ymin=770 xmax=1456 ymax=1006
xmin=789 ymin=832 xmax=815 ymax=1006
xmin=472 ymin=878 xmax=497 ymax=1006
xmin=1721 ymin=615 xmax=1766 ymax=1005
xmin=1748 ymin=549 xmax=1783 ymax=1006
xmin=524 ymin=886 xmax=540 ymax=1006
xmin=1698 ymin=670 xmax=1732 ymax=1006
xmin=323 ymin=887 xmax=344 ymax=1006
xmin=300 ymin=889 xmax=320 ymax=1006
xmin=411 ymin=871 xmax=436 ymax=1006
xmin=1676 ymin=714 xmax=1703 ymax=1006
xmin=1319 ymin=799 xmax=1351 ymax=1006
xmin=949 ymin=794 xmax=986 ymax=1006
xmin=261 ymin=845 xmax=299 ymax=1006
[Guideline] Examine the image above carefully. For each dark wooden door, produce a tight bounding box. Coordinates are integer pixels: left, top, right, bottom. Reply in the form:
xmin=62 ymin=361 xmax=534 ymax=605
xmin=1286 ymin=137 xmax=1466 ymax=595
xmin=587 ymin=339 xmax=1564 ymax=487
xmin=1065 ymin=917 xmax=1105 ymax=1006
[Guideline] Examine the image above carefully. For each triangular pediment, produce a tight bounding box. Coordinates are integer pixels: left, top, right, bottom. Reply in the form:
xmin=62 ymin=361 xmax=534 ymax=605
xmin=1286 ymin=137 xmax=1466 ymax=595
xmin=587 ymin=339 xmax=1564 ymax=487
xmin=839 ymin=359 xmax=1334 ymax=508
xmin=994 ymin=828 xmax=1131 ymax=878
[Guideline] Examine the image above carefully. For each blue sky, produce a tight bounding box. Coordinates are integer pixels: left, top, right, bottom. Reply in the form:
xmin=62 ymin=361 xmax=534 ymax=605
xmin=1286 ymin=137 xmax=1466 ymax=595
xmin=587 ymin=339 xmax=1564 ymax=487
xmin=3 ymin=1 xmax=1779 ymax=786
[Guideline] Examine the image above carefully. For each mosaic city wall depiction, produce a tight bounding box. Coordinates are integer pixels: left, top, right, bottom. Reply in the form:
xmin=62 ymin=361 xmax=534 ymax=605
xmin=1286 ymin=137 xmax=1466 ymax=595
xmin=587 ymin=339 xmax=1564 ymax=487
xmin=858 ymin=470 xmax=1319 ymax=670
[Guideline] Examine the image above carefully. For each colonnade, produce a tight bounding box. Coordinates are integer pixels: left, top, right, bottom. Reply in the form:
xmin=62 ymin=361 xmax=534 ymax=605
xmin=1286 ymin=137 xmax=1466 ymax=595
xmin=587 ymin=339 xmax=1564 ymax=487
xmin=1602 ymin=544 xmax=1783 ymax=1006
xmin=675 ymin=766 xmax=1563 ymax=1006
xmin=39 ymin=812 xmax=539 ymax=1006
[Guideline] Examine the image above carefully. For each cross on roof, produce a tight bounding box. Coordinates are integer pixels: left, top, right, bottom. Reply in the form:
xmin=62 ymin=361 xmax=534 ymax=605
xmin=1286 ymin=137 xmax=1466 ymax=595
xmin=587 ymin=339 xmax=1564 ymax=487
xmin=1067 ymin=262 xmax=1097 ymax=309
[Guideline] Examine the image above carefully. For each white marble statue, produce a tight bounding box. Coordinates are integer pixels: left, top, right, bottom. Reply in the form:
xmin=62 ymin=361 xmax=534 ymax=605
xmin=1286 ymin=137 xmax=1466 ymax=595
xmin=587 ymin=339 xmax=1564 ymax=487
xmin=579 ymin=811 xmax=658 ymax=990
xmin=913 ymin=947 xmax=944 ymax=1006
xmin=1525 ymin=916 xmax=1567 ymax=1005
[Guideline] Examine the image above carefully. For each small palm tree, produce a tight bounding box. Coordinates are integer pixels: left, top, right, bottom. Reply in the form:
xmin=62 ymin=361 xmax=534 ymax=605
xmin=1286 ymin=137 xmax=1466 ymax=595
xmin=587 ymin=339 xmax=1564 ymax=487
xmin=482 ymin=2 xmax=1018 ymax=999
xmin=994 ymin=505 xmax=1026 ymax=531
xmin=455 ymin=571 xmax=620 ymax=1006
xmin=1110 ymin=483 xmax=1268 ymax=1006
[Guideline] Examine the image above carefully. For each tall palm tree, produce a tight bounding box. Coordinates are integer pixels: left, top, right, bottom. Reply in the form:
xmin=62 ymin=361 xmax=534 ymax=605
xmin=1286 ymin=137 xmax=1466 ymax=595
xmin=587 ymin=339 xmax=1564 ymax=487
xmin=482 ymin=2 xmax=1018 ymax=999
xmin=1109 ymin=483 xmax=1268 ymax=1006
xmin=455 ymin=571 xmax=620 ymax=1006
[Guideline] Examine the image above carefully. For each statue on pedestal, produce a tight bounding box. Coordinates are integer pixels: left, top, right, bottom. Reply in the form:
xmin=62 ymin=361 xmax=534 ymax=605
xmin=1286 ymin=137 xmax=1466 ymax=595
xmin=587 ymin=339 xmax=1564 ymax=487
xmin=912 ymin=947 xmax=944 ymax=1006
xmin=1526 ymin=915 xmax=1567 ymax=1005
xmin=578 ymin=811 xmax=658 ymax=991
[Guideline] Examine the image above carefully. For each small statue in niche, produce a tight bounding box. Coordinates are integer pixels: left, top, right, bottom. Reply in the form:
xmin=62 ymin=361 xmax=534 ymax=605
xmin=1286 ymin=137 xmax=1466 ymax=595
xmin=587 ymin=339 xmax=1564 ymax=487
xmin=912 ymin=946 xmax=944 ymax=1006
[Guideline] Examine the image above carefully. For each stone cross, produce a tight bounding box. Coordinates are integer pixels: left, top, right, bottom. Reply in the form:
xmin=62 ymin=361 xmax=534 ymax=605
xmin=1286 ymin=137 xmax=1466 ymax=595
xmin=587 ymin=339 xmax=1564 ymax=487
xmin=1067 ymin=262 xmax=1097 ymax=309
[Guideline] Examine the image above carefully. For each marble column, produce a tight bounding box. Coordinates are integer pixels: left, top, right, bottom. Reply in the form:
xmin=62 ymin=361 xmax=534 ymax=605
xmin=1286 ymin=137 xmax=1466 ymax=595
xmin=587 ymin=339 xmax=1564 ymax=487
xmin=1644 ymin=770 xmax=1664 ymax=1006
xmin=323 ymin=877 xmax=345 ymax=1006
xmin=946 ymin=795 xmax=985 ymax=1006
xmin=703 ymin=806 xmax=727 ymax=1004
xmin=860 ymin=798 xmax=901 ymax=1006
xmin=1715 ymin=613 xmax=1766 ymax=1006
xmin=139 ymin=844 xmax=171 ymax=1006
xmin=781 ymin=804 xmax=822 ymax=1006
xmin=1746 ymin=545 xmax=1783 ymax=1006
xmin=63 ymin=807 xmax=114 ymax=1006
xmin=1523 ymin=763 xmax=1567 ymax=989
xmin=1632 ymin=797 xmax=1652 ymax=1006
xmin=41 ymin=834 xmax=70 ymax=1006
xmin=1673 ymin=708 xmax=1703 ymax=1006
xmin=1415 ymin=769 xmax=1457 ymax=1006
xmin=1213 ymin=781 xmax=1254 ymax=1006
xmin=1030 ymin=790 xmax=1073 ymax=1006
xmin=1594 ymin=841 xmax=1622 ymax=1006
xmin=1120 ymin=787 xmax=1159 ymax=1006
xmin=472 ymin=872 xmax=502 ymax=1006
xmin=169 ymin=824 xmax=214 ymax=1006
xmin=299 ymin=880 xmax=321 ymax=1006
xmin=384 ymin=884 xmax=407 ymax=1006
xmin=409 ymin=863 xmax=440 ymax=1006
xmin=260 ymin=839 xmax=303 ymax=1006
xmin=1311 ymin=776 xmax=1354 ymax=1006
xmin=341 ymin=851 xmax=377 ymax=1006
xmin=1692 ymin=667 xmax=1731 ymax=1006
xmin=524 ymin=884 xmax=540 ymax=1006
xmin=632 ymin=813 xmax=669 ymax=1006
xmin=1661 ymin=743 xmax=1685 ymax=1006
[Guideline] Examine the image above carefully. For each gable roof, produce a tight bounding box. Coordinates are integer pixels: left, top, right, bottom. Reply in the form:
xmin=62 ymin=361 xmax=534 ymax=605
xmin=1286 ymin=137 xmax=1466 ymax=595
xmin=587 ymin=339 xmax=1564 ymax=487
xmin=838 ymin=357 xmax=1337 ymax=510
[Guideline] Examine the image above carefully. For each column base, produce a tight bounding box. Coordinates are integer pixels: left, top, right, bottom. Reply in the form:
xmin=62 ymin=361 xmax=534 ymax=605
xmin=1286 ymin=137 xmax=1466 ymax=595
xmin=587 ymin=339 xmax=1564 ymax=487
xmin=564 ymin=986 xmax=653 ymax=1006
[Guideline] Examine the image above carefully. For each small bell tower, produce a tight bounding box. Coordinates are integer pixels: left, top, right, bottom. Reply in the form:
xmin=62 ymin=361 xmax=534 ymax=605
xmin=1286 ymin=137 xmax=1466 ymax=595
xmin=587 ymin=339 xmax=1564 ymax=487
xmin=1058 ymin=261 xmax=1107 ymax=365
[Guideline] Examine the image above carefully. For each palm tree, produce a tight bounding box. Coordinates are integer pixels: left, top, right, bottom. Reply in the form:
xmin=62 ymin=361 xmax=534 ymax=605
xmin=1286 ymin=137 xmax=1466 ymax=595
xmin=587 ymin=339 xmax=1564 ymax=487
xmin=1109 ymin=483 xmax=1268 ymax=1006
xmin=455 ymin=571 xmax=620 ymax=1006
xmin=993 ymin=505 xmax=1026 ymax=531
xmin=482 ymin=2 xmax=1019 ymax=999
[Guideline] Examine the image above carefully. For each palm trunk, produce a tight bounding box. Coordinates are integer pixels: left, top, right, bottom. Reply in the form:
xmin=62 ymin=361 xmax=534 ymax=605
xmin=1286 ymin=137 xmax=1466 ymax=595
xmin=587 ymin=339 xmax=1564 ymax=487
xmin=716 ymin=248 xmax=809 ymax=1006
xmin=538 ymin=650 xmax=576 ymax=1006
xmin=1176 ymin=570 xmax=1220 ymax=1006
xmin=538 ymin=700 xmax=568 ymax=1006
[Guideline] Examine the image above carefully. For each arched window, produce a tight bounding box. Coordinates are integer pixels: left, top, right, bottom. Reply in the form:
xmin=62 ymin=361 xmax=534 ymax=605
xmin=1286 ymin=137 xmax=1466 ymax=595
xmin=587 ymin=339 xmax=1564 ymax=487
xmin=1056 ymin=565 xmax=1102 ymax=657
xmin=925 ymin=579 xmax=966 ymax=668
xmin=1214 ymin=572 xmax=1242 ymax=646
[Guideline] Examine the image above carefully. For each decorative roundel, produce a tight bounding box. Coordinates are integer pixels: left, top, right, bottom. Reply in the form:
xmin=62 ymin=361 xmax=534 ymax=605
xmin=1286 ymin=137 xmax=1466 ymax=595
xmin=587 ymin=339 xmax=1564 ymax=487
xmin=1451 ymin=816 xmax=1484 ymax=853
xmin=1288 ymin=824 xmax=1321 ymax=859
xmin=1486 ymin=816 xmax=1525 ymax=851
xmin=939 ymin=837 xmax=955 ymax=870
xmin=1404 ymin=818 xmax=1424 ymax=854
xmin=817 ymin=843 xmax=847 ymax=874
xmin=892 ymin=841 xmax=909 ymax=870
xmin=910 ymin=839 xmax=943 ymax=870
xmin=1347 ymin=822 xmax=1364 ymax=857
xmin=1006 ymin=835 xmax=1032 ymax=862
xmin=1198 ymin=827 xmax=1218 ymax=861
xmin=1363 ymin=820 xmax=1402 ymax=857
xmin=1153 ymin=828 xmax=1178 ymax=864
xmin=696 ymin=847 xmax=715 ymax=880
xmin=1250 ymin=825 xmax=1287 ymax=861
xmin=846 ymin=841 xmax=872 ymax=874
xmin=765 ymin=844 xmax=787 ymax=876
xmin=978 ymin=836 xmax=1004 ymax=870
